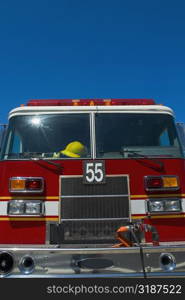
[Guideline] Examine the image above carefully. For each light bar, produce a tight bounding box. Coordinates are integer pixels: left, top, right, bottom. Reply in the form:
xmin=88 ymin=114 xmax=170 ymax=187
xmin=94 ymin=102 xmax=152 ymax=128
xmin=27 ymin=99 xmax=156 ymax=106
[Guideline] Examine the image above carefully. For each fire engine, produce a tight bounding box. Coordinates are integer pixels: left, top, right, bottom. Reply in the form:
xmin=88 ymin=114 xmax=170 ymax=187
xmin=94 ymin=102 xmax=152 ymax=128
xmin=0 ymin=98 xmax=185 ymax=278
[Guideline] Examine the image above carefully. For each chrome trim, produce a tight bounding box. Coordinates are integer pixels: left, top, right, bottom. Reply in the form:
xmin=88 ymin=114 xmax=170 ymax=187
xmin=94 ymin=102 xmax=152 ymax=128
xmin=127 ymin=175 xmax=132 ymax=222
xmin=144 ymin=175 xmax=180 ymax=192
xmin=0 ymin=251 xmax=14 ymax=278
xmin=60 ymin=218 xmax=128 ymax=221
xmin=1 ymin=244 xmax=185 ymax=277
xmin=159 ymin=253 xmax=176 ymax=271
xmin=61 ymin=174 xmax=130 ymax=178
xmin=90 ymin=112 xmax=96 ymax=159
xmin=19 ymin=255 xmax=35 ymax=274
xmin=9 ymin=177 xmax=44 ymax=193
xmin=62 ymin=194 xmax=129 ymax=198
xmin=9 ymin=105 xmax=174 ymax=119
xmin=6 ymin=272 xmax=185 ymax=278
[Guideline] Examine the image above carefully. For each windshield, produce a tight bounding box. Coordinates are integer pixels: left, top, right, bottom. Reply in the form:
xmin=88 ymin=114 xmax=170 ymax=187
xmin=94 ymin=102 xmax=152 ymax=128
xmin=95 ymin=113 xmax=183 ymax=158
xmin=2 ymin=114 xmax=91 ymax=159
xmin=2 ymin=112 xmax=183 ymax=160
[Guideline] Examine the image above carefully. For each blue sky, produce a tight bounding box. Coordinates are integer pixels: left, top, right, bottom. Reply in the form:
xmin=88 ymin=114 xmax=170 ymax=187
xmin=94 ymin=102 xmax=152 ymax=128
xmin=0 ymin=0 xmax=185 ymax=123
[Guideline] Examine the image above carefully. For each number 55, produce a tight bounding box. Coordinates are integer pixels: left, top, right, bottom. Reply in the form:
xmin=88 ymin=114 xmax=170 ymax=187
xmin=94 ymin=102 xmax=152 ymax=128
xmin=83 ymin=161 xmax=105 ymax=184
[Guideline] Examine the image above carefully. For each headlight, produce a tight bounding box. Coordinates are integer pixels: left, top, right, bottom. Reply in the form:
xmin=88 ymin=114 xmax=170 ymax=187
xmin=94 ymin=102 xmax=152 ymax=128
xmin=165 ymin=199 xmax=181 ymax=212
xmin=8 ymin=200 xmax=25 ymax=215
xmin=25 ymin=201 xmax=43 ymax=215
xmin=8 ymin=200 xmax=44 ymax=216
xmin=148 ymin=200 xmax=164 ymax=212
xmin=148 ymin=199 xmax=181 ymax=213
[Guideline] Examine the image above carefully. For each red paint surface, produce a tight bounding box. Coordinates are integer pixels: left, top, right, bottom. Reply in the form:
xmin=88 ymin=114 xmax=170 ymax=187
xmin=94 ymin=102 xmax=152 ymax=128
xmin=144 ymin=217 xmax=185 ymax=242
xmin=0 ymin=158 xmax=185 ymax=244
xmin=0 ymin=221 xmax=45 ymax=244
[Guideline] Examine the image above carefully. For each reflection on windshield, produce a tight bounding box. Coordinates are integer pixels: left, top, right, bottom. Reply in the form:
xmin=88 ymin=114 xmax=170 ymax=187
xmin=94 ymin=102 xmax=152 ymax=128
xmin=2 ymin=113 xmax=183 ymax=160
xmin=95 ymin=113 xmax=182 ymax=158
xmin=3 ymin=114 xmax=91 ymax=159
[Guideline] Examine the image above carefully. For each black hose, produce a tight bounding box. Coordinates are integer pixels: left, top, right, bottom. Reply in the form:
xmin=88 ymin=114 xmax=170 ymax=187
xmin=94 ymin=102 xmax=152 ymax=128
xmin=145 ymin=224 xmax=159 ymax=246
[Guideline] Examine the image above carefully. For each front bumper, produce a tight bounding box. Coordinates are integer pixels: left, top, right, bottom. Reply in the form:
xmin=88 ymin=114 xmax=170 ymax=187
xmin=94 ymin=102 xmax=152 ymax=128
xmin=1 ymin=244 xmax=185 ymax=278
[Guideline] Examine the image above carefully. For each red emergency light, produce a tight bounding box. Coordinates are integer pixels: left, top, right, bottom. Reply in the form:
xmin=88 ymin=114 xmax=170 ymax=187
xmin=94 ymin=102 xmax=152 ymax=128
xmin=27 ymin=99 xmax=156 ymax=106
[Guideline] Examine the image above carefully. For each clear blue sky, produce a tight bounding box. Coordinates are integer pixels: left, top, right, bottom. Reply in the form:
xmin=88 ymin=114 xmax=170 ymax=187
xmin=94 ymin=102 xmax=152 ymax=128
xmin=0 ymin=0 xmax=185 ymax=123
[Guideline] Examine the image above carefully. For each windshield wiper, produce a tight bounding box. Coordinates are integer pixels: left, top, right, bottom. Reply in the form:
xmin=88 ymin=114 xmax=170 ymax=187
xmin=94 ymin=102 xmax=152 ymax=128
xmin=120 ymin=148 xmax=164 ymax=170
xmin=7 ymin=152 xmax=63 ymax=169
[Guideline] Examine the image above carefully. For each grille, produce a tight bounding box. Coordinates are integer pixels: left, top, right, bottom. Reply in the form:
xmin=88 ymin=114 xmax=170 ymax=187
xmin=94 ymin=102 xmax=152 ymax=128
xmin=60 ymin=175 xmax=130 ymax=243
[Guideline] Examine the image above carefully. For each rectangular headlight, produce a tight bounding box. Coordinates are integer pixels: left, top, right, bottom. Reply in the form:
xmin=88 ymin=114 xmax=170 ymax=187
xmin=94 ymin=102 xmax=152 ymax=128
xmin=148 ymin=199 xmax=182 ymax=214
xmin=25 ymin=201 xmax=43 ymax=215
xmin=148 ymin=200 xmax=164 ymax=212
xmin=8 ymin=200 xmax=25 ymax=215
xmin=8 ymin=200 xmax=44 ymax=216
xmin=165 ymin=199 xmax=181 ymax=212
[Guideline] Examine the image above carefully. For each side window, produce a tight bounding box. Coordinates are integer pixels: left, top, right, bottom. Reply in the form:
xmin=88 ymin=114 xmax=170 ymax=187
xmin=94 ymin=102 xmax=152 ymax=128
xmin=0 ymin=124 xmax=7 ymax=149
xmin=176 ymin=123 xmax=185 ymax=156
xmin=11 ymin=133 xmax=22 ymax=153
xmin=159 ymin=129 xmax=170 ymax=146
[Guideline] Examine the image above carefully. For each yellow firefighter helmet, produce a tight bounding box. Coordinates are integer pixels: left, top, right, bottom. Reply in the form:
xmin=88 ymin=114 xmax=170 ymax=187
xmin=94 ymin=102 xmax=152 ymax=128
xmin=61 ymin=141 xmax=86 ymax=158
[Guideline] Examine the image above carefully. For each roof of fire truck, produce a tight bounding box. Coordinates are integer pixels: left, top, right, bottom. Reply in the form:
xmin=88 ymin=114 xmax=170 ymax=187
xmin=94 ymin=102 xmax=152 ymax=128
xmin=9 ymin=99 xmax=174 ymax=119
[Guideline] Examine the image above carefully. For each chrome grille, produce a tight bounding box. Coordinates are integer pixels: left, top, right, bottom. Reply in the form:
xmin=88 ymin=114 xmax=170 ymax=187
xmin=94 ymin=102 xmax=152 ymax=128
xmin=60 ymin=175 xmax=130 ymax=243
xmin=61 ymin=220 xmax=127 ymax=243
xmin=61 ymin=196 xmax=129 ymax=219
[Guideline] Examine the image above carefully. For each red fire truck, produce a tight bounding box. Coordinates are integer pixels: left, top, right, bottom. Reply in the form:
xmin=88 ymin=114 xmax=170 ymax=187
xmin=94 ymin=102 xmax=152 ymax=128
xmin=0 ymin=98 xmax=185 ymax=278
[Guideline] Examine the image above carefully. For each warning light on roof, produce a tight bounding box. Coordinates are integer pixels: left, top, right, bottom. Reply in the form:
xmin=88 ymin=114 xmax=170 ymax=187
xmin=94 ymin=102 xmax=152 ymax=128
xmin=103 ymin=99 xmax=112 ymax=106
xmin=72 ymin=99 xmax=80 ymax=106
xmin=27 ymin=99 xmax=156 ymax=106
xmin=89 ymin=100 xmax=95 ymax=106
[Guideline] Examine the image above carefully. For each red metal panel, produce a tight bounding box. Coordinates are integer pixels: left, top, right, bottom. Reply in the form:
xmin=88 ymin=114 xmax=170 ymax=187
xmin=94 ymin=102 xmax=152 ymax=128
xmin=144 ymin=218 xmax=185 ymax=242
xmin=0 ymin=221 xmax=45 ymax=244
xmin=0 ymin=158 xmax=185 ymax=243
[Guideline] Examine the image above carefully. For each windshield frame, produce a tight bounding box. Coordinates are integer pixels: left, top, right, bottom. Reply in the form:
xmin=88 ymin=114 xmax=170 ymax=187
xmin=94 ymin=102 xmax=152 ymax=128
xmin=1 ymin=111 xmax=184 ymax=160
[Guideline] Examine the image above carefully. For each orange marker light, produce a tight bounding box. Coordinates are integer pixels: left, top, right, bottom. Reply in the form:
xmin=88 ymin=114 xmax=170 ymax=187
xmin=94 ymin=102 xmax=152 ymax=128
xmin=10 ymin=179 xmax=26 ymax=191
xmin=162 ymin=177 xmax=178 ymax=188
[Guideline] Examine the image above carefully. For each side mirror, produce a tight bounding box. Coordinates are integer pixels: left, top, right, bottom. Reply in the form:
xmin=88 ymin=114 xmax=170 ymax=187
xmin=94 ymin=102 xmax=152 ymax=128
xmin=176 ymin=122 xmax=185 ymax=156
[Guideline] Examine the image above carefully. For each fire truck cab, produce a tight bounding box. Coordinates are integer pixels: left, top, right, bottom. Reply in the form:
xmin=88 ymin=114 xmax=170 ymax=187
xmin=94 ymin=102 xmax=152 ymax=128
xmin=0 ymin=98 xmax=185 ymax=277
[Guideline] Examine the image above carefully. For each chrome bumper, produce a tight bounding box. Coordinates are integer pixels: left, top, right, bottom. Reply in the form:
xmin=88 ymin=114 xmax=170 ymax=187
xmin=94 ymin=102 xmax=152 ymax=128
xmin=1 ymin=244 xmax=185 ymax=278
